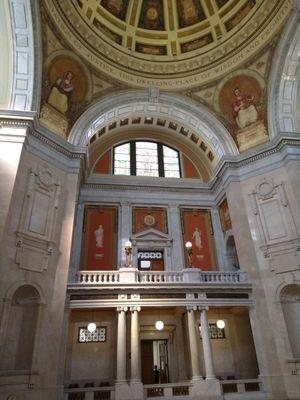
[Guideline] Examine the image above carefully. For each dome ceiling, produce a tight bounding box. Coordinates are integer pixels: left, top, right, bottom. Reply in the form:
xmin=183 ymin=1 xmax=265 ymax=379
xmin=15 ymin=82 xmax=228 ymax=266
xmin=45 ymin=0 xmax=291 ymax=89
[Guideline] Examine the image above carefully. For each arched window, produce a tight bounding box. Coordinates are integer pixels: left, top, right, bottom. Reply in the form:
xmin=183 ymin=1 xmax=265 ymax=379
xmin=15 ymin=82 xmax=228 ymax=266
xmin=113 ymin=141 xmax=181 ymax=178
xmin=280 ymin=284 xmax=300 ymax=358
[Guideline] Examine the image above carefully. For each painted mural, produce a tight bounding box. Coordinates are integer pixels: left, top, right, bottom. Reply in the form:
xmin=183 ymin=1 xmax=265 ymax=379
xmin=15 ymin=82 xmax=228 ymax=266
xmin=101 ymin=0 xmax=129 ymax=20
xmin=133 ymin=207 xmax=168 ymax=234
xmin=177 ymin=0 xmax=205 ymax=28
xmin=40 ymin=56 xmax=88 ymax=138
xmin=219 ymin=199 xmax=232 ymax=232
xmin=81 ymin=206 xmax=118 ymax=270
xmin=219 ymin=74 xmax=268 ymax=152
xmin=181 ymin=209 xmax=217 ymax=270
xmin=139 ymin=0 xmax=164 ymax=30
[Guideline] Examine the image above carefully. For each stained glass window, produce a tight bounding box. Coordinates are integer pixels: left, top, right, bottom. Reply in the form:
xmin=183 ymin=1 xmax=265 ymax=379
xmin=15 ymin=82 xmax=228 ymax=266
xmin=78 ymin=326 xmax=107 ymax=343
xmin=114 ymin=143 xmax=131 ymax=175
xmin=113 ymin=141 xmax=181 ymax=178
xmin=136 ymin=142 xmax=159 ymax=177
xmin=163 ymin=145 xmax=180 ymax=178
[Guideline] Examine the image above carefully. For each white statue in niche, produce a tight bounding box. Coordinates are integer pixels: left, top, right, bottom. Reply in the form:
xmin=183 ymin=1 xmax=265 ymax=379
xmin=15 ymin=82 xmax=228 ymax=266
xmin=192 ymin=227 xmax=202 ymax=250
xmin=94 ymin=224 xmax=104 ymax=248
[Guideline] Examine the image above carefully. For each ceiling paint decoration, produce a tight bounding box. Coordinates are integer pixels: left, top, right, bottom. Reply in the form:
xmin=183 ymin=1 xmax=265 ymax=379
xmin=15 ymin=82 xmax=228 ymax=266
xmin=43 ymin=0 xmax=292 ymax=89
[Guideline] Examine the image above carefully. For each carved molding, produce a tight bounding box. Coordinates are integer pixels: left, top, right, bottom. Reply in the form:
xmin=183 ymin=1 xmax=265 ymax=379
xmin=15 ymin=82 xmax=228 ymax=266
xmin=15 ymin=166 xmax=61 ymax=272
xmin=249 ymin=178 xmax=300 ymax=274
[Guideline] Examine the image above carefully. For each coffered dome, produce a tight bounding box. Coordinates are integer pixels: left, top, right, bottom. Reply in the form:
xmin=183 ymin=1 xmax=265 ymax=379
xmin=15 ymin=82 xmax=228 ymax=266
xmin=45 ymin=0 xmax=291 ymax=89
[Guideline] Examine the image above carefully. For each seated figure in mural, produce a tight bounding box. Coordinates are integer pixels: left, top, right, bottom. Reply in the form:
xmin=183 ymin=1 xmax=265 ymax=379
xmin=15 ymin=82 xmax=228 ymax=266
xmin=232 ymin=87 xmax=258 ymax=129
xmin=47 ymin=71 xmax=74 ymax=115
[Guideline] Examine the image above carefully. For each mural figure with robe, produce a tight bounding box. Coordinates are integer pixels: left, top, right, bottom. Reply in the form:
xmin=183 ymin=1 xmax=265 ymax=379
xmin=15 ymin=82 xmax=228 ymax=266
xmin=47 ymin=71 xmax=74 ymax=115
xmin=218 ymin=74 xmax=268 ymax=153
xmin=192 ymin=227 xmax=202 ymax=250
xmin=232 ymin=87 xmax=258 ymax=129
xmin=94 ymin=224 xmax=104 ymax=248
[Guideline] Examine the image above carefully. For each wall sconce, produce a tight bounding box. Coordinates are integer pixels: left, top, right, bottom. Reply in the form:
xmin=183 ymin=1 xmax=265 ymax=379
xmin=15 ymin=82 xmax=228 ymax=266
xmin=185 ymin=241 xmax=193 ymax=268
xmin=125 ymin=240 xmax=132 ymax=268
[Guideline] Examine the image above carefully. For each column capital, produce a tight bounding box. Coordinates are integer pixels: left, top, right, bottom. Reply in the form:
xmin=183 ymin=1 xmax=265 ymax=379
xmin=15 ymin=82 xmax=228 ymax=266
xmin=117 ymin=306 xmax=128 ymax=313
xmin=130 ymin=306 xmax=141 ymax=312
xmin=120 ymin=200 xmax=131 ymax=207
xmin=186 ymin=305 xmax=198 ymax=312
xmin=199 ymin=306 xmax=209 ymax=312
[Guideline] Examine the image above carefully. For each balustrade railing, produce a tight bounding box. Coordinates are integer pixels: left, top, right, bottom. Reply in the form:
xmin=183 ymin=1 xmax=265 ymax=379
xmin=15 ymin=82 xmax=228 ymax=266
xmin=75 ymin=270 xmax=248 ymax=285
xmin=78 ymin=271 xmax=120 ymax=284
xmin=65 ymin=386 xmax=113 ymax=400
xmin=139 ymin=271 xmax=183 ymax=283
xmin=64 ymin=380 xmax=262 ymax=399
xmin=220 ymin=378 xmax=262 ymax=394
xmin=143 ymin=383 xmax=191 ymax=398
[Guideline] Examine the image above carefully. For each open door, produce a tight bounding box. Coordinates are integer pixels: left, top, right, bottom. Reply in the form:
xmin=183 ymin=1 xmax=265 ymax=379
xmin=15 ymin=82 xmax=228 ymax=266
xmin=141 ymin=340 xmax=169 ymax=384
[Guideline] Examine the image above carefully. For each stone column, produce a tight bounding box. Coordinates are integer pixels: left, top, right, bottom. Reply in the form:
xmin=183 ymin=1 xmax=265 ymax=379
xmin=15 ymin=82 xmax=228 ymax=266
xmin=187 ymin=307 xmax=202 ymax=381
xmin=211 ymin=208 xmax=226 ymax=270
xmin=168 ymin=205 xmax=184 ymax=270
xmin=69 ymin=202 xmax=85 ymax=281
xmin=130 ymin=306 xmax=141 ymax=382
xmin=0 ymin=125 xmax=26 ymax=247
xmin=117 ymin=306 xmax=128 ymax=382
xmin=120 ymin=201 xmax=131 ymax=267
xmin=200 ymin=307 xmax=215 ymax=379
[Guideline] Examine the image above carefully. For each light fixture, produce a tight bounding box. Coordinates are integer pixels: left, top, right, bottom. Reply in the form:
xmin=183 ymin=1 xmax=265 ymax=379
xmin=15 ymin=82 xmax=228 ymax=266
xmin=125 ymin=240 xmax=132 ymax=267
xmin=185 ymin=241 xmax=193 ymax=268
xmin=216 ymin=319 xmax=225 ymax=329
xmin=216 ymin=307 xmax=225 ymax=329
xmin=87 ymin=322 xmax=97 ymax=333
xmin=185 ymin=241 xmax=192 ymax=249
xmin=155 ymin=320 xmax=164 ymax=330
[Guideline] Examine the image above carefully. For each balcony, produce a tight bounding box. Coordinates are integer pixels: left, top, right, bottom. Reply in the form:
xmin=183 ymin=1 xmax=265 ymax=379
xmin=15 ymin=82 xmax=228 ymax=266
xmin=73 ymin=269 xmax=248 ymax=287
xmin=64 ymin=379 xmax=266 ymax=400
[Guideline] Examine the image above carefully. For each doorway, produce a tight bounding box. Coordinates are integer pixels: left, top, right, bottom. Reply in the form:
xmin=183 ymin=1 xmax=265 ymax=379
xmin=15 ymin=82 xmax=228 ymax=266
xmin=141 ymin=340 xmax=169 ymax=384
xmin=138 ymin=250 xmax=164 ymax=271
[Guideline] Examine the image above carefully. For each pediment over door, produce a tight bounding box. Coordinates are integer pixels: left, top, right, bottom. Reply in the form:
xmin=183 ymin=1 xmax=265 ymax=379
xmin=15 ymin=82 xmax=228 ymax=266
xmin=131 ymin=228 xmax=173 ymax=270
xmin=131 ymin=228 xmax=172 ymax=258
xmin=132 ymin=228 xmax=171 ymax=243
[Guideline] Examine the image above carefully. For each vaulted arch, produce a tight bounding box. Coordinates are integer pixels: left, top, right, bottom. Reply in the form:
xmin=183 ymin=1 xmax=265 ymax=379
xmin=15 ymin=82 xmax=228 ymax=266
xmin=68 ymin=90 xmax=238 ymax=164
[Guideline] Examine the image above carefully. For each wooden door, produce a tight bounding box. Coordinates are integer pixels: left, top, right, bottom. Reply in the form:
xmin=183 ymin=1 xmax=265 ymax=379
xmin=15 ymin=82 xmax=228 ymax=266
xmin=141 ymin=340 xmax=154 ymax=384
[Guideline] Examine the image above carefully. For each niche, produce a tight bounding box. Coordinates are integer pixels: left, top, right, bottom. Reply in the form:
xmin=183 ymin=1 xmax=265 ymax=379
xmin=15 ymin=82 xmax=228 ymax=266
xmin=280 ymin=284 xmax=300 ymax=358
xmin=226 ymin=235 xmax=240 ymax=271
xmin=1 ymin=285 xmax=40 ymax=371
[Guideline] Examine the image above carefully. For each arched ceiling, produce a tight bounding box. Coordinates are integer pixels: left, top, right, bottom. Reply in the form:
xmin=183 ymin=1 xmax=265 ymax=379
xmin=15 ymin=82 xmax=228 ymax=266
xmin=44 ymin=0 xmax=291 ymax=89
